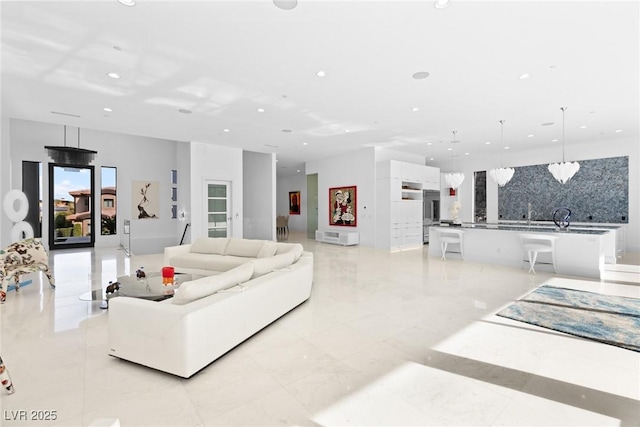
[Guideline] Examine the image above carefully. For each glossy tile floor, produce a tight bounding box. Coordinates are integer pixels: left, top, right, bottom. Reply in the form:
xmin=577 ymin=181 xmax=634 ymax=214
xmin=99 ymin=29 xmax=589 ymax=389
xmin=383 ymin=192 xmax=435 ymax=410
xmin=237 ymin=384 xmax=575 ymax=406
xmin=1 ymin=233 xmax=639 ymax=426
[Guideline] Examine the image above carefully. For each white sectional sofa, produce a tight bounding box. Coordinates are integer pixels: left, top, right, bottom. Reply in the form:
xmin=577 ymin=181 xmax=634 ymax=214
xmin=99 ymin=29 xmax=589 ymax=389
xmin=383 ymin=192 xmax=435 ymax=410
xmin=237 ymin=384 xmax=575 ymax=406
xmin=108 ymin=237 xmax=313 ymax=378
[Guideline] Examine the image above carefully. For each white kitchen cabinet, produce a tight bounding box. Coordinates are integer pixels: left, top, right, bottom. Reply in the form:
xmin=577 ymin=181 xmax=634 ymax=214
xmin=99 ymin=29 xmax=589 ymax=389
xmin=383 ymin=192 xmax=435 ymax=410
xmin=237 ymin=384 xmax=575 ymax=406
xmin=376 ymin=160 xmax=439 ymax=251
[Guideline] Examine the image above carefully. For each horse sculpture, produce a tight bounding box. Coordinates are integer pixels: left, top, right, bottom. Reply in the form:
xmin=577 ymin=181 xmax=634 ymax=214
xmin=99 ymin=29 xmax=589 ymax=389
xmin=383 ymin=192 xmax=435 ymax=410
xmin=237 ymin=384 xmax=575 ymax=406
xmin=0 ymin=238 xmax=55 ymax=303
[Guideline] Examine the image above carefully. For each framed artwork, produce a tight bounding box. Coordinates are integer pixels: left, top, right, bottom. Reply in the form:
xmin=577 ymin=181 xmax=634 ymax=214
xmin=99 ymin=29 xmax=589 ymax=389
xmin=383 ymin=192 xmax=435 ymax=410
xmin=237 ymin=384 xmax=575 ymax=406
xmin=329 ymin=185 xmax=356 ymax=226
xmin=289 ymin=191 xmax=301 ymax=215
xmin=132 ymin=180 xmax=159 ymax=219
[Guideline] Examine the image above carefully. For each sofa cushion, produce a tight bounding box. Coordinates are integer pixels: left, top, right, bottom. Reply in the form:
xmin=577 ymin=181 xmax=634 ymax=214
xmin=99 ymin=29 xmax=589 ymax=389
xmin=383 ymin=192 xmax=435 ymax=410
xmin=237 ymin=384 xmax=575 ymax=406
xmin=225 ymin=238 xmax=266 ymax=258
xmin=190 ymin=237 xmax=229 ymax=255
xmin=257 ymin=240 xmax=278 ymax=258
xmin=169 ymin=253 xmax=216 ymax=270
xmin=274 ymin=243 xmax=304 ymax=261
xmin=204 ymin=255 xmax=251 ymax=272
xmin=172 ymin=262 xmax=254 ymax=305
xmin=250 ymin=251 xmax=296 ymax=279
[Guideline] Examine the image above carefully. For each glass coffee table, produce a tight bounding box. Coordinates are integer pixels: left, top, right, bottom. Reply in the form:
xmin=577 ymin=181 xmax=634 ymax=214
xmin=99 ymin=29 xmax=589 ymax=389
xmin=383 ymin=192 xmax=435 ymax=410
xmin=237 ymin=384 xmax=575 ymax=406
xmin=106 ymin=272 xmax=201 ymax=305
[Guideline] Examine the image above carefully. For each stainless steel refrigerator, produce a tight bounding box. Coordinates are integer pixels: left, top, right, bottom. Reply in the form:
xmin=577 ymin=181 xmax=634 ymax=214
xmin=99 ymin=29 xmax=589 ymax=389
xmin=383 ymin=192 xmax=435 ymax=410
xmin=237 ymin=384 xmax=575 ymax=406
xmin=423 ymin=190 xmax=440 ymax=243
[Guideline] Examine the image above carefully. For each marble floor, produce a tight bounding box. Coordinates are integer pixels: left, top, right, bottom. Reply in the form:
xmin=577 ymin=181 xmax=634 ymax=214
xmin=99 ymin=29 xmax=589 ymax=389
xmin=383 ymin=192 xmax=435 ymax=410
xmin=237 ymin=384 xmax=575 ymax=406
xmin=1 ymin=233 xmax=639 ymax=426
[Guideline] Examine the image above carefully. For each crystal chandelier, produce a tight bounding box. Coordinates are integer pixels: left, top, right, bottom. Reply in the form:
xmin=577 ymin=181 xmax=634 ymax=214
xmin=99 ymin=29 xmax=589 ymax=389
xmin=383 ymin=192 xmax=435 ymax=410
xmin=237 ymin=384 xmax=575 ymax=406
xmin=444 ymin=131 xmax=465 ymax=189
xmin=548 ymin=107 xmax=580 ymax=184
xmin=489 ymin=120 xmax=515 ymax=187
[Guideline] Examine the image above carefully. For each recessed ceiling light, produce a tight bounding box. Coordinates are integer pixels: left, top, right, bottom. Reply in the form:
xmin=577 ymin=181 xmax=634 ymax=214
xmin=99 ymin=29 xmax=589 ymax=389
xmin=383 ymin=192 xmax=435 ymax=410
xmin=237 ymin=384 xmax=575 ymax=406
xmin=118 ymin=0 xmax=136 ymax=6
xmin=103 ymin=107 xmax=113 ymax=112
xmin=412 ymin=71 xmax=430 ymax=80
xmin=107 ymin=72 xmax=121 ymax=79
xmin=541 ymin=122 xmax=554 ymax=126
xmin=427 ymin=142 xmax=432 ymax=146
xmin=302 ymin=142 xmax=308 ymax=146
xmin=429 ymin=157 xmax=435 ymax=161
xmin=447 ymin=147 xmax=453 ymax=151
xmin=552 ymin=139 xmax=559 ymax=142
xmin=485 ymin=141 xmax=491 ymax=145
xmin=223 ymin=128 xmax=230 ymax=132
xmin=344 ymin=129 xmax=350 ymax=133
xmin=615 ymin=129 xmax=623 ymax=133
xmin=257 ymin=108 xmax=265 ymax=113
xmin=518 ymin=73 xmax=530 ymax=80
xmin=579 ymin=125 xmax=587 ymax=129
xmin=296 ymin=170 xmax=301 ymax=173
xmin=504 ymin=147 xmax=510 ymax=150
xmin=273 ymin=0 xmax=297 ymax=10
xmin=316 ymin=71 xmax=327 ymax=78
xmin=464 ymin=152 xmax=470 ymax=155
xmin=178 ymin=109 xmax=192 ymax=114
xmin=527 ymin=134 xmax=534 ymax=138
xmin=434 ymin=0 xmax=451 ymax=9
xmin=412 ymin=107 xmax=419 ymax=112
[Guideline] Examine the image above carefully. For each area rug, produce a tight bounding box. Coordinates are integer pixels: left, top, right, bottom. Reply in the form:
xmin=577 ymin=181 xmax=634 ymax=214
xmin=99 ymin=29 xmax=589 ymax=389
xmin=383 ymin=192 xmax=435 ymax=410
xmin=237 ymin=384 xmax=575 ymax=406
xmin=497 ymin=285 xmax=640 ymax=352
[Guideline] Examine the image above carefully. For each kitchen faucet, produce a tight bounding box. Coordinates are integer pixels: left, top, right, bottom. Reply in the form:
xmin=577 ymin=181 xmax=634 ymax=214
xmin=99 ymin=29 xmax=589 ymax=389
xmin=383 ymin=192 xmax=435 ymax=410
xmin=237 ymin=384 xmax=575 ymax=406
xmin=527 ymin=203 xmax=536 ymax=225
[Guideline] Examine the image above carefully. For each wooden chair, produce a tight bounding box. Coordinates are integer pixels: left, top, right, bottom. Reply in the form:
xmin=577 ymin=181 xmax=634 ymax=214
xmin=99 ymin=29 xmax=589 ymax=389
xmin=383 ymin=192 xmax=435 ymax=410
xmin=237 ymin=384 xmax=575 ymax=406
xmin=276 ymin=215 xmax=289 ymax=240
xmin=0 ymin=238 xmax=55 ymax=303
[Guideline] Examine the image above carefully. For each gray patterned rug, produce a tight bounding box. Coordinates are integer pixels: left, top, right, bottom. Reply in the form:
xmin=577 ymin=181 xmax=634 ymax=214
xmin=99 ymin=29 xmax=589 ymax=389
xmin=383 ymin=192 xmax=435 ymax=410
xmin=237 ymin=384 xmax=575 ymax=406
xmin=497 ymin=285 xmax=640 ymax=352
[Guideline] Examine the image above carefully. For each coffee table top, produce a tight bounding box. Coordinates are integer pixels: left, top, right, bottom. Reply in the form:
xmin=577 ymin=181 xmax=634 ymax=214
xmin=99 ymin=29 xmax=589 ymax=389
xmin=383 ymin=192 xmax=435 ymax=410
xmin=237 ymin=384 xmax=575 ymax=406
xmin=110 ymin=272 xmax=201 ymax=301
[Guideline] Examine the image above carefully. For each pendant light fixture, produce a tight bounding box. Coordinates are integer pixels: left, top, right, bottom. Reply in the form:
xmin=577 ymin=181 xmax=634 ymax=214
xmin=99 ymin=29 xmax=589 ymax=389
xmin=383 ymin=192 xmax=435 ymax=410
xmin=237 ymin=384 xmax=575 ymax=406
xmin=489 ymin=120 xmax=515 ymax=187
xmin=45 ymin=126 xmax=97 ymax=165
xmin=548 ymin=107 xmax=580 ymax=184
xmin=444 ymin=130 xmax=465 ymax=190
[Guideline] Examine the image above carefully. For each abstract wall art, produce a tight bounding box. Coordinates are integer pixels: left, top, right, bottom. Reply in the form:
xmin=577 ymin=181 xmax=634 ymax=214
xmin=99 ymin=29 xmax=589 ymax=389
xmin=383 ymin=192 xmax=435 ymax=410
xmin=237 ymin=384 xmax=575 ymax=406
xmin=132 ymin=180 xmax=159 ymax=219
xmin=329 ymin=185 xmax=356 ymax=226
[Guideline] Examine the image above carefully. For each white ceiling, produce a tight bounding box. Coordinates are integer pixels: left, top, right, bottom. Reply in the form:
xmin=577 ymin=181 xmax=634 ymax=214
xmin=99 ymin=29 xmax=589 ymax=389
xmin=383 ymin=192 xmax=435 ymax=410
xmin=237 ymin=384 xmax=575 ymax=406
xmin=2 ymin=1 xmax=638 ymax=176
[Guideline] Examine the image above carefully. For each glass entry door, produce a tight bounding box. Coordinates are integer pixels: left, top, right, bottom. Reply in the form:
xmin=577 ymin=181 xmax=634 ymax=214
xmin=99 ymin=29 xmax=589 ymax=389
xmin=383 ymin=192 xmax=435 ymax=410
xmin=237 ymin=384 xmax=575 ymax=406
xmin=205 ymin=181 xmax=231 ymax=238
xmin=49 ymin=164 xmax=95 ymax=249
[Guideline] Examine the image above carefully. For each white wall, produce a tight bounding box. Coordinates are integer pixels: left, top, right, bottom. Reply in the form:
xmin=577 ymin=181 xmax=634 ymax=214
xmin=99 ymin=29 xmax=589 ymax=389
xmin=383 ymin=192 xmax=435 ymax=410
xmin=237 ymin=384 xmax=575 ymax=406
xmin=276 ymin=172 xmax=308 ymax=233
xmin=374 ymin=147 xmax=425 ymax=165
xmin=188 ymin=141 xmax=243 ymax=242
xmin=3 ymin=119 xmax=181 ymax=253
xmin=306 ymin=148 xmax=377 ymax=247
xmin=175 ymin=142 xmax=191 ymax=245
xmin=443 ymin=135 xmax=639 ymax=252
xmin=0 ymin=117 xmax=11 ymax=246
xmin=243 ymin=151 xmax=276 ymax=240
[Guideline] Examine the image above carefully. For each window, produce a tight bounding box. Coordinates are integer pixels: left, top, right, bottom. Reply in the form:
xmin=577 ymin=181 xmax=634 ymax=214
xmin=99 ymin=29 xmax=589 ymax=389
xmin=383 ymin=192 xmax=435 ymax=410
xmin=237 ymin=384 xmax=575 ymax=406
xmin=101 ymin=166 xmax=117 ymax=235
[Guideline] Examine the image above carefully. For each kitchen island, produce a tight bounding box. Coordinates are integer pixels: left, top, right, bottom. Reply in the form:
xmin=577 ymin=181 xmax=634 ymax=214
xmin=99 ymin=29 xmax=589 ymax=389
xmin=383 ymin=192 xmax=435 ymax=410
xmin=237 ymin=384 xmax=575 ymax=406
xmin=428 ymin=223 xmax=619 ymax=279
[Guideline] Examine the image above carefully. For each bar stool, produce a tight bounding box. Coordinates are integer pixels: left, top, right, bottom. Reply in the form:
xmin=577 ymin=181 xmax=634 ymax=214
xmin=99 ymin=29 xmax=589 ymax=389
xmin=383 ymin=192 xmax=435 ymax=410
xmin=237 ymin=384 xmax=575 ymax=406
xmin=438 ymin=229 xmax=465 ymax=260
xmin=519 ymin=233 xmax=558 ymax=274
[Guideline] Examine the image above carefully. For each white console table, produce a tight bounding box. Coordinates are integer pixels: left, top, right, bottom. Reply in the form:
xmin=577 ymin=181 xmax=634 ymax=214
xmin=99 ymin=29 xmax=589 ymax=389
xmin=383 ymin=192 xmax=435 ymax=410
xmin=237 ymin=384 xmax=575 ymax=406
xmin=315 ymin=230 xmax=359 ymax=246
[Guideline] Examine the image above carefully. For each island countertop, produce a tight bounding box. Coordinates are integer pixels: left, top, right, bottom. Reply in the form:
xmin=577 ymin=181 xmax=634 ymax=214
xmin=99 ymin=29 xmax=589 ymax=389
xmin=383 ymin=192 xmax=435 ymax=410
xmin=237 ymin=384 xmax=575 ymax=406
xmin=444 ymin=222 xmax=614 ymax=235
xmin=428 ymin=224 xmax=617 ymax=279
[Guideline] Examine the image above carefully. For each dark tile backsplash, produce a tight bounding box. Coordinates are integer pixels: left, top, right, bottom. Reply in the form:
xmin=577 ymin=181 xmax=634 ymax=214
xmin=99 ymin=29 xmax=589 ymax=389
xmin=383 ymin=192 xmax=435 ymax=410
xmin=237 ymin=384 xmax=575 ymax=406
xmin=498 ymin=156 xmax=629 ymax=223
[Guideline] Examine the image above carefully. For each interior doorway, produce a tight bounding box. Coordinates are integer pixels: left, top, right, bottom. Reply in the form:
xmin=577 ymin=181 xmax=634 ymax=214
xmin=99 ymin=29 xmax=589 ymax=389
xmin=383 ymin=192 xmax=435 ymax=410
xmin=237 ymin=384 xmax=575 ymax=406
xmin=306 ymin=173 xmax=318 ymax=239
xmin=49 ymin=164 xmax=95 ymax=249
xmin=205 ymin=180 xmax=231 ymax=238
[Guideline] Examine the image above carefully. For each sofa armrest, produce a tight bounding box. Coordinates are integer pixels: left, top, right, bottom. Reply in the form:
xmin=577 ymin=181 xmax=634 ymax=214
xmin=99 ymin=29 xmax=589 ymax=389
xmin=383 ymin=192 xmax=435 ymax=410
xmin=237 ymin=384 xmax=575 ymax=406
xmin=164 ymin=244 xmax=192 ymax=266
xmin=109 ymin=297 xmax=186 ymax=339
